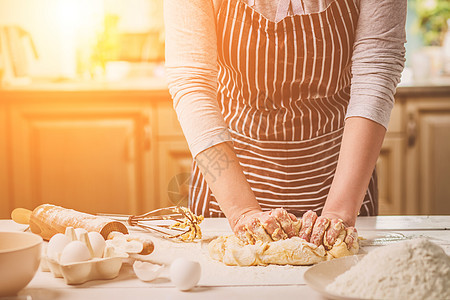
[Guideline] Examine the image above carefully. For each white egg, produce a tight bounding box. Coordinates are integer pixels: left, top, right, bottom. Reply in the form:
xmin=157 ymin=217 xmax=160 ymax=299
xmin=133 ymin=261 xmax=164 ymax=282
xmin=59 ymin=241 xmax=91 ymax=265
xmin=74 ymin=228 xmax=88 ymax=240
xmin=170 ymin=258 xmax=201 ymax=291
xmin=47 ymin=233 xmax=70 ymax=261
xmin=88 ymin=232 xmax=106 ymax=258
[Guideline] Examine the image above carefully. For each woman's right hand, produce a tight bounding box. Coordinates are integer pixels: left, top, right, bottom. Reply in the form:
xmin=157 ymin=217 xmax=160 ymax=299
xmin=233 ymin=208 xmax=300 ymax=244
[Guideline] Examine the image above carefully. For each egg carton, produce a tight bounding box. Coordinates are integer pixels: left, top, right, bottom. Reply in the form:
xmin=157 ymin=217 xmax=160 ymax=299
xmin=43 ymin=254 xmax=124 ymax=285
xmin=41 ymin=227 xmax=139 ymax=285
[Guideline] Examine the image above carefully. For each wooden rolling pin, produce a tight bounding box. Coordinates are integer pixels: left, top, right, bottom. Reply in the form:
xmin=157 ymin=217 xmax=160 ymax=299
xmin=12 ymin=204 xmax=128 ymax=240
xmin=12 ymin=204 xmax=155 ymax=255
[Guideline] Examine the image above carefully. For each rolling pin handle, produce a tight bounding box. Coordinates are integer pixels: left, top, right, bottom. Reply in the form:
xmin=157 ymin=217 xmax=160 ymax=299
xmin=11 ymin=208 xmax=32 ymax=225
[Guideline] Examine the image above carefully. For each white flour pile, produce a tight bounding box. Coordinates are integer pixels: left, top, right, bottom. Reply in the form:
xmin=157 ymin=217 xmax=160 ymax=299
xmin=326 ymin=238 xmax=450 ymax=300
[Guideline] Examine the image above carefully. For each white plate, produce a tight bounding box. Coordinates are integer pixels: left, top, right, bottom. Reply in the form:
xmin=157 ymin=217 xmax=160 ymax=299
xmin=304 ymin=255 xmax=365 ymax=300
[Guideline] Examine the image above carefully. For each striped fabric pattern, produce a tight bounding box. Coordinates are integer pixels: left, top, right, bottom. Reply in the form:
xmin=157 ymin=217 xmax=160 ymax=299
xmin=189 ymin=0 xmax=378 ymax=218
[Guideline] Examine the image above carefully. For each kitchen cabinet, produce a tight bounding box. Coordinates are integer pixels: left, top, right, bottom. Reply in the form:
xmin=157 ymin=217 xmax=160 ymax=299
xmin=377 ymin=103 xmax=405 ymax=215
xmin=405 ymin=97 xmax=450 ymax=215
xmin=377 ymin=137 xmax=405 ymax=215
xmin=155 ymin=101 xmax=193 ymax=209
xmin=4 ymin=91 xmax=157 ymax=217
xmin=157 ymin=140 xmax=192 ymax=208
xmin=0 ymin=88 xmax=192 ymax=218
xmin=378 ymin=87 xmax=450 ymax=215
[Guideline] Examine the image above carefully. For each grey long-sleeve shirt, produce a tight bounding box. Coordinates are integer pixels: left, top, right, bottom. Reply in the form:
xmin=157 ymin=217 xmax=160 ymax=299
xmin=164 ymin=0 xmax=407 ymax=158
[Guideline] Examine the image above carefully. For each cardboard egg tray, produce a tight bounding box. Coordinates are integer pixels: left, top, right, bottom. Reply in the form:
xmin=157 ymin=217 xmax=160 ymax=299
xmin=42 ymin=254 xmax=124 ymax=285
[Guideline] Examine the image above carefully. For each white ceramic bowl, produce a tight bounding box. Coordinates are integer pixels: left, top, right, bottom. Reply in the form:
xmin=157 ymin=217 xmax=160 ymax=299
xmin=0 ymin=231 xmax=43 ymax=296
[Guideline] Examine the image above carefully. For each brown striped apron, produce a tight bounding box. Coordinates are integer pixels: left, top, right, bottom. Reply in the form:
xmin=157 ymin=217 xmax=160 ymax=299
xmin=189 ymin=0 xmax=378 ymax=217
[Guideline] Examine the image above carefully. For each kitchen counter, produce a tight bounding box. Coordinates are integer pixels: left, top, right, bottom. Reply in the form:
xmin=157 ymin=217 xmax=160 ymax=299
xmin=1 ymin=216 xmax=450 ymax=300
xmin=396 ymin=76 xmax=450 ymax=98
xmin=0 ymin=77 xmax=171 ymax=104
xmin=0 ymin=77 xmax=168 ymax=92
xmin=1 ymin=75 xmax=450 ymax=97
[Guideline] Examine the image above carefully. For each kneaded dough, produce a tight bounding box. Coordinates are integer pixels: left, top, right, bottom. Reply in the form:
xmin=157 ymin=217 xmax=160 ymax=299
xmin=208 ymin=234 xmax=359 ymax=266
xmin=326 ymin=230 xmax=357 ymax=259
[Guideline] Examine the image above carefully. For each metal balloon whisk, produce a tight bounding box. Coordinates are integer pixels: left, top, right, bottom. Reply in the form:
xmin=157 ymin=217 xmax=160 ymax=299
xmin=99 ymin=206 xmax=204 ymax=242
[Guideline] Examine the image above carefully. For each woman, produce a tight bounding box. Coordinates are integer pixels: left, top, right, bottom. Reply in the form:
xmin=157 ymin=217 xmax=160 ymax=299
xmin=164 ymin=0 xmax=406 ymax=244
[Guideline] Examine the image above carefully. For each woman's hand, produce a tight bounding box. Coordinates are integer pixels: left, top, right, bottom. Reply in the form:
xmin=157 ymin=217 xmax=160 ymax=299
xmin=306 ymin=211 xmax=358 ymax=250
xmin=233 ymin=208 xmax=300 ymax=244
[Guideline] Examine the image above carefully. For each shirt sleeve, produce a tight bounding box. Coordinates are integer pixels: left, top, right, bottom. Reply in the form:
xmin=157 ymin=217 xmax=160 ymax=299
xmin=164 ymin=0 xmax=232 ymax=158
xmin=346 ymin=0 xmax=407 ymax=128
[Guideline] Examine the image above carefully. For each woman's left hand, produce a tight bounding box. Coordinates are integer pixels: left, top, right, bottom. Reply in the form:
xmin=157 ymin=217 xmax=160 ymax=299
xmin=301 ymin=210 xmax=358 ymax=250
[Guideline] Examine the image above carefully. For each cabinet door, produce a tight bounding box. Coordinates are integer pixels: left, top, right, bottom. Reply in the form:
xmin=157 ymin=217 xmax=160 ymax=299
xmin=377 ymin=137 xmax=404 ymax=215
xmin=10 ymin=102 xmax=153 ymax=215
xmin=155 ymin=101 xmax=193 ymax=209
xmin=157 ymin=140 xmax=192 ymax=209
xmin=0 ymin=104 xmax=10 ymax=218
xmin=406 ymin=99 xmax=450 ymax=214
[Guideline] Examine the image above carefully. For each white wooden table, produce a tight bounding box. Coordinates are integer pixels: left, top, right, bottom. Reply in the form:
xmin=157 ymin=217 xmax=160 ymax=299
xmin=2 ymin=216 xmax=450 ymax=300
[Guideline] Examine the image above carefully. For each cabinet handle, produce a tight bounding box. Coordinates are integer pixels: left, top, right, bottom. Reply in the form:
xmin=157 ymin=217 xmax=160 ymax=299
xmin=407 ymin=113 xmax=417 ymax=148
xmin=144 ymin=126 xmax=152 ymax=151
